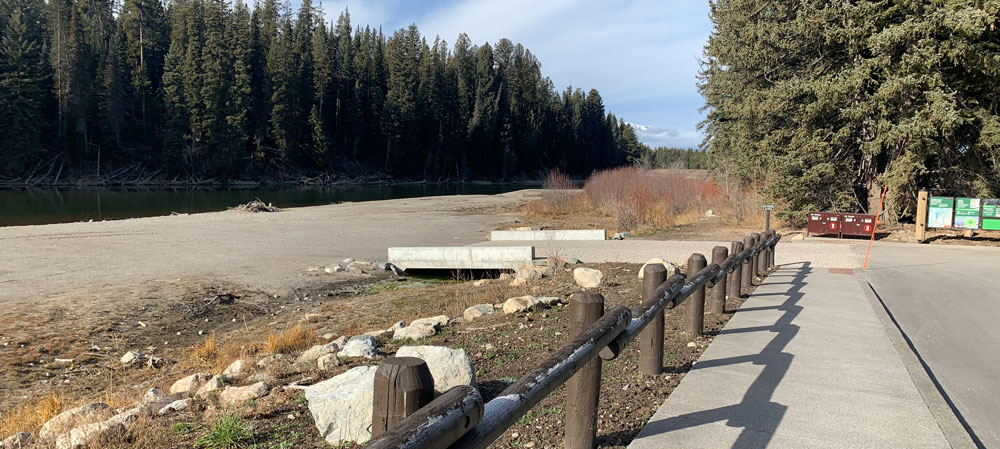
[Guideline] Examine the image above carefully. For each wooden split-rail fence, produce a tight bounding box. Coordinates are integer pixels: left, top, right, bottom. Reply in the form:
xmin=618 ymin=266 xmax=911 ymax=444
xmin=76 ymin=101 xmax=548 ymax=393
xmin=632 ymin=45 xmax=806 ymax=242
xmin=366 ymin=230 xmax=782 ymax=449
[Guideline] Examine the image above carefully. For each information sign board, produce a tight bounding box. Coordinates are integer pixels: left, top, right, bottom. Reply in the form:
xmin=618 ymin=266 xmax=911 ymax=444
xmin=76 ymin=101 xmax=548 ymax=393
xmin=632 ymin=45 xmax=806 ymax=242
xmin=927 ymin=197 xmax=954 ymax=229
xmin=954 ymin=197 xmax=981 ymax=230
xmin=982 ymin=199 xmax=1000 ymax=231
xmin=763 ymin=205 xmax=774 ymax=211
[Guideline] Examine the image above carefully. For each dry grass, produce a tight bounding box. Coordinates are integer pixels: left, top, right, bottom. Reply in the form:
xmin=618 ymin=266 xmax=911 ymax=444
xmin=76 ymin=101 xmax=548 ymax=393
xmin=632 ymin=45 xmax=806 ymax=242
xmin=265 ymin=324 xmax=315 ymax=355
xmin=191 ymin=332 xmax=218 ymax=363
xmin=0 ymin=393 xmax=64 ymax=439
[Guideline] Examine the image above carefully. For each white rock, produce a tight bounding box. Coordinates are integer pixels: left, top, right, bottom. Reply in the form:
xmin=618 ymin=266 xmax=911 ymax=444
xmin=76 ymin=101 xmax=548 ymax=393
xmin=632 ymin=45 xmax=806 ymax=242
xmin=54 ymin=407 xmax=142 ymax=449
xmin=336 ymin=335 xmax=377 ymax=359
xmin=791 ymin=233 xmax=805 ymax=241
xmin=120 ymin=351 xmax=144 ymax=366
xmin=638 ymin=258 xmax=680 ymax=279
xmin=409 ymin=315 xmax=449 ymax=330
xmin=140 ymin=387 xmax=172 ymax=410
xmin=395 ymin=346 xmax=476 ymax=395
xmin=392 ymin=325 xmax=436 ymax=341
xmin=534 ymin=297 xmax=561 ymax=307
xmin=1 ymin=432 xmax=33 ymax=448
xmin=39 ymin=403 xmax=114 ymax=442
xmin=321 ymin=333 xmax=337 ymax=340
xmin=342 ymin=258 xmax=354 ymax=264
xmin=388 ymin=320 xmax=407 ymax=332
xmin=514 ymin=263 xmax=545 ymax=281
xmin=473 ymin=279 xmax=489 ymax=287
xmin=332 ymin=335 xmax=349 ymax=348
xmin=170 ymin=373 xmax=212 ymax=395
xmin=195 ymin=375 xmax=227 ymax=397
xmin=305 ymin=366 xmax=377 ymax=444
xmin=317 ymin=354 xmax=340 ymax=370
xmin=157 ymin=398 xmax=192 ymax=415
xmin=296 ymin=342 xmax=340 ymax=365
xmin=257 ymin=354 xmax=288 ymax=369
xmin=573 ymin=267 xmax=603 ymax=288
xmin=223 ymin=360 xmax=248 ymax=378
xmin=687 ymin=342 xmax=697 ymax=348
xmin=463 ymin=304 xmax=496 ymax=322
xmin=324 ymin=265 xmax=344 ymax=274
xmin=502 ymin=296 xmax=539 ymax=314
xmin=219 ymin=382 xmax=269 ymax=407
xmin=363 ymin=329 xmax=393 ymax=340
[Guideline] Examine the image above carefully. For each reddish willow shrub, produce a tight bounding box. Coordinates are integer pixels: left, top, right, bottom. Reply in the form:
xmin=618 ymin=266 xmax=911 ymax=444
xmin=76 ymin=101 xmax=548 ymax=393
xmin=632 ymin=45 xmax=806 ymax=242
xmin=583 ymin=167 xmax=724 ymax=230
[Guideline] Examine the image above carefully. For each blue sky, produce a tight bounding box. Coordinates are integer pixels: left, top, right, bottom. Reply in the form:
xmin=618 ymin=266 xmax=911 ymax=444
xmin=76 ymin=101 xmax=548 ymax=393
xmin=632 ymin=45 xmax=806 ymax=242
xmin=308 ymin=0 xmax=712 ymax=149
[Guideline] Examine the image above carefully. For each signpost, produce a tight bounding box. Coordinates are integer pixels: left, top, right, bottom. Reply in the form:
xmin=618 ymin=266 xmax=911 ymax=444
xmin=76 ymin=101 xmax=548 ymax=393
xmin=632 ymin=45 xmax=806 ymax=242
xmin=763 ymin=205 xmax=774 ymax=232
xmin=954 ymin=197 xmax=981 ymax=230
xmin=927 ymin=197 xmax=955 ymax=229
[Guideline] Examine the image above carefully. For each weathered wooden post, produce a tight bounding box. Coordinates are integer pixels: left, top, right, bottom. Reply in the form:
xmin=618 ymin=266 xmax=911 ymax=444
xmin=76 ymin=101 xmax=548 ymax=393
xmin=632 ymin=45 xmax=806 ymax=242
xmin=638 ymin=264 xmax=668 ymax=375
xmin=566 ymin=291 xmax=604 ymax=449
xmin=685 ymin=254 xmax=707 ymax=336
xmin=769 ymin=232 xmax=777 ymax=270
xmin=750 ymin=233 xmax=761 ymax=284
xmin=708 ymin=246 xmax=728 ymax=314
xmin=741 ymin=236 xmax=753 ymax=292
xmin=916 ymin=190 xmax=929 ymax=242
xmin=372 ymin=357 xmax=435 ymax=439
xmin=730 ymin=241 xmax=744 ymax=300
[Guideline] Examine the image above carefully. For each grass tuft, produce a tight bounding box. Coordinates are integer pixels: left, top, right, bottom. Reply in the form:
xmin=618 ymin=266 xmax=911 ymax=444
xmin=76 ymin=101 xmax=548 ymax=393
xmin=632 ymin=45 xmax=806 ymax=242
xmin=195 ymin=413 xmax=254 ymax=449
xmin=265 ymin=324 xmax=314 ymax=355
xmin=192 ymin=332 xmax=218 ymax=363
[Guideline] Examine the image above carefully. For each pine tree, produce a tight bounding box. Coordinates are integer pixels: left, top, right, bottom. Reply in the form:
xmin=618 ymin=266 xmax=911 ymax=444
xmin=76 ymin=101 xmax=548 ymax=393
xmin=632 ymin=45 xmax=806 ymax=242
xmin=382 ymin=24 xmax=421 ymax=176
xmin=0 ymin=0 xmax=50 ymax=174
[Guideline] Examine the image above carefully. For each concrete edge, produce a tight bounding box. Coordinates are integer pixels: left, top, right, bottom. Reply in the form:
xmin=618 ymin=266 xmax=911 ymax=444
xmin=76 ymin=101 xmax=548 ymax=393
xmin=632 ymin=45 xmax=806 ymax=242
xmin=855 ymin=276 xmax=979 ymax=449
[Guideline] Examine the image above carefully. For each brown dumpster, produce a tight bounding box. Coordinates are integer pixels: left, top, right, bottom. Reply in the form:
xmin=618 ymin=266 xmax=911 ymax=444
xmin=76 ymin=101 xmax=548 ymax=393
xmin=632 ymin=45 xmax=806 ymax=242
xmin=842 ymin=214 xmax=876 ymax=237
xmin=807 ymin=212 xmax=842 ymax=238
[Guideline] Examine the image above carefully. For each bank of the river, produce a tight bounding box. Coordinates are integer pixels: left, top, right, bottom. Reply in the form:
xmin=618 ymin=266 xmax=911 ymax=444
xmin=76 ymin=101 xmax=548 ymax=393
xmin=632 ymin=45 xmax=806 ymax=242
xmin=0 ymin=189 xmax=542 ymax=304
xmin=0 ymin=182 xmax=539 ymax=227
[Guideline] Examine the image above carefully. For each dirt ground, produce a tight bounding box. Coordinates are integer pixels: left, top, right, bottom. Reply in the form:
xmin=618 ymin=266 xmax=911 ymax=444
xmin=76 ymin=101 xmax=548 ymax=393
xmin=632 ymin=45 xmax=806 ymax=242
xmin=0 ymin=259 xmax=756 ymax=448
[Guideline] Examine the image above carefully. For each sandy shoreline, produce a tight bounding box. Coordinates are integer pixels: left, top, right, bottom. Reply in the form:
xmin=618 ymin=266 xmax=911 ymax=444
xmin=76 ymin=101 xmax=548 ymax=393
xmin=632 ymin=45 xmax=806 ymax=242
xmin=0 ymin=190 xmax=542 ymax=303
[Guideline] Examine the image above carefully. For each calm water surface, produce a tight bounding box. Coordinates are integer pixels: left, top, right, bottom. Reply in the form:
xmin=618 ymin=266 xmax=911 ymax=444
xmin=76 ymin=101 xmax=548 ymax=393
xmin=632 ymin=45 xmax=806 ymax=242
xmin=0 ymin=184 xmax=532 ymax=227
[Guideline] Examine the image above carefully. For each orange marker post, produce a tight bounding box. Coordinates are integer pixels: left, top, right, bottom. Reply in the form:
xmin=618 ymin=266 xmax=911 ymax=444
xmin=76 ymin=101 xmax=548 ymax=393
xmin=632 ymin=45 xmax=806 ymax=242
xmin=863 ymin=186 xmax=888 ymax=270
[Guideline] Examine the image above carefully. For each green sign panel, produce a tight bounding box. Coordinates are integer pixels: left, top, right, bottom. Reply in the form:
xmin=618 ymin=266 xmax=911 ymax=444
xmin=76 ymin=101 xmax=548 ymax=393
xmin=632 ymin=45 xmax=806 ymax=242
xmin=928 ymin=196 xmax=954 ymax=228
xmin=954 ymin=197 xmax=981 ymax=229
xmin=983 ymin=199 xmax=1000 ymax=230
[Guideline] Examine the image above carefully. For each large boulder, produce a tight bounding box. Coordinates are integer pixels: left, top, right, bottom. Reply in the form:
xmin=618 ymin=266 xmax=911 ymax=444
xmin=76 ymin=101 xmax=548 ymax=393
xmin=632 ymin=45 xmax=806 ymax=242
xmin=573 ymin=267 xmax=603 ymax=288
xmin=170 ymin=373 xmax=212 ymax=395
xmin=395 ymin=346 xmax=475 ymax=395
xmin=514 ymin=263 xmax=546 ymax=282
xmin=638 ymin=258 xmax=679 ymax=279
xmin=502 ymin=296 xmax=540 ymax=314
xmin=336 ymin=336 xmax=377 ymax=359
xmin=463 ymin=304 xmax=496 ymax=322
xmin=157 ymin=398 xmax=192 ymax=416
xmin=39 ymin=403 xmax=114 ymax=442
xmin=219 ymin=382 xmax=269 ymax=407
xmin=305 ymin=366 xmax=377 ymax=445
xmin=296 ymin=342 xmax=340 ymax=365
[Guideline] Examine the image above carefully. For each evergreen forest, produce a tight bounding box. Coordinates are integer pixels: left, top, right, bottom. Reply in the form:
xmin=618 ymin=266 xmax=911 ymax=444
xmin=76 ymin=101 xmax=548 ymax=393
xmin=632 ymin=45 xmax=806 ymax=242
xmin=0 ymin=0 xmax=648 ymax=182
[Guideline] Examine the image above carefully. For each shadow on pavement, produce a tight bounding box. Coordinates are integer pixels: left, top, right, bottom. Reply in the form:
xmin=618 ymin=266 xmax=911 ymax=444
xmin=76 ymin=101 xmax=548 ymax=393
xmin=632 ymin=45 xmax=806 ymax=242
xmin=628 ymin=262 xmax=811 ymax=448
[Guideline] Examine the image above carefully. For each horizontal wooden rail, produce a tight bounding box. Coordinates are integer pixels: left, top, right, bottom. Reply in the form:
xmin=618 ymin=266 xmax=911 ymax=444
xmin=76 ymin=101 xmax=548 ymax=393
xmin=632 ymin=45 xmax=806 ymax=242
xmin=451 ymin=305 xmax=632 ymax=449
xmin=363 ymin=231 xmax=783 ymax=449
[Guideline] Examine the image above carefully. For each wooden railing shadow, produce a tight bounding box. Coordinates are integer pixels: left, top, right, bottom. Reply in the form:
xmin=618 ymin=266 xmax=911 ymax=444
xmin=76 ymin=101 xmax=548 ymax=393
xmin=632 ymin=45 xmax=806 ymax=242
xmin=629 ymin=262 xmax=810 ymax=448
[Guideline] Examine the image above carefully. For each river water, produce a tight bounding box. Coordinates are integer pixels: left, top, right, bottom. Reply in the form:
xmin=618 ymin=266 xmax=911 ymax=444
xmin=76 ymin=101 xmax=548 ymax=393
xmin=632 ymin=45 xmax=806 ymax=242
xmin=0 ymin=183 xmax=533 ymax=227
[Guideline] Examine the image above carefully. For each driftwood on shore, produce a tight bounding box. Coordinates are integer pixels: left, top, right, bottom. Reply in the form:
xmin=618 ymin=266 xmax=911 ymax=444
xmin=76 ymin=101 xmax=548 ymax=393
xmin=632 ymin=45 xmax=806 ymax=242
xmin=229 ymin=198 xmax=279 ymax=213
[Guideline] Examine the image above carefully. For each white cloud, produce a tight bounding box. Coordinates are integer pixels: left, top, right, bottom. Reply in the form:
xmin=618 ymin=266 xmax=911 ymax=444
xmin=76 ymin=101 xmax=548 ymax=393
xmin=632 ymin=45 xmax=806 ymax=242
xmin=630 ymin=123 xmax=703 ymax=149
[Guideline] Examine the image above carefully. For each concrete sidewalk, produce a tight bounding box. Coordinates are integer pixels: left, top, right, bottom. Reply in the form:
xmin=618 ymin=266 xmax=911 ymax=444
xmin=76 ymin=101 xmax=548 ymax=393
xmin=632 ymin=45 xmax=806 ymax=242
xmin=629 ymin=263 xmax=956 ymax=449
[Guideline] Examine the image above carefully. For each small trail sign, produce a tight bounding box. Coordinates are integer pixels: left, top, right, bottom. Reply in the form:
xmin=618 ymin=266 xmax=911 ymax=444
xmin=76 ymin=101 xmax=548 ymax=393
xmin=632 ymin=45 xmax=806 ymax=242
xmin=763 ymin=205 xmax=774 ymax=211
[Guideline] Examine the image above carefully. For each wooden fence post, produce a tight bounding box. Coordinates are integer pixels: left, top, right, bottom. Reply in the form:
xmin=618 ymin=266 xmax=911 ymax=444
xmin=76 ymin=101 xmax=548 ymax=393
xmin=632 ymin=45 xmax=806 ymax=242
xmin=638 ymin=264 xmax=668 ymax=375
xmin=685 ymin=254 xmax=707 ymax=336
xmin=750 ymin=233 xmax=761 ymax=284
xmin=566 ymin=291 xmax=604 ymax=449
xmin=372 ymin=357 xmax=435 ymax=439
xmin=741 ymin=236 xmax=753 ymax=292
xmin=708 ymin=246 xmax=728 ymax=314
xmin=730 ymin=241 xmax=744 ymax=300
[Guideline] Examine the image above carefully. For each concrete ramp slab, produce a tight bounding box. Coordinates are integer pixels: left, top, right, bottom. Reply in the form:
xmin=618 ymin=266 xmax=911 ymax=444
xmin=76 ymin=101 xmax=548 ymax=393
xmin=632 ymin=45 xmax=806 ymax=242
xmin=490 ymin=229 xmax=606 ymax=241
xmin=388 ymin=246 xmax=534 ymax=270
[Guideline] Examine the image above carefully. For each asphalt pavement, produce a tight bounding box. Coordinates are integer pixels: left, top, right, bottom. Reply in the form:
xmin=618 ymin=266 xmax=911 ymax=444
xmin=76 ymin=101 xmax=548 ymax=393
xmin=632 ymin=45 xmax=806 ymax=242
xmin=862 ymin=241 xmax=1000 ymax=448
